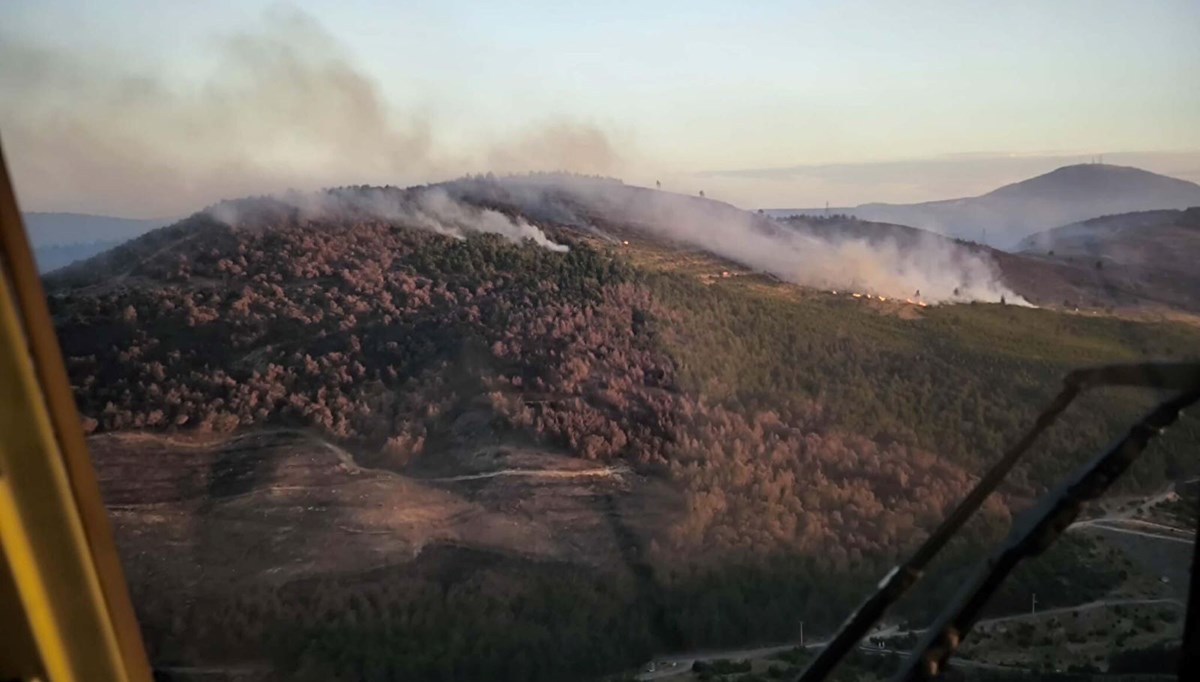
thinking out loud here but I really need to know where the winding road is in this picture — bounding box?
[428,466,627,482]
[1067,487,1194,545]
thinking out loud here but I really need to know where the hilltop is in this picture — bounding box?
[769,164,1200,247]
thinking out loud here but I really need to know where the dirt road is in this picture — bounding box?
[429,466,627,482]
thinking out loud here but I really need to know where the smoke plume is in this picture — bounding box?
[1,3,1021,301]
[0,6,621,218]
[457,175,1027,304]
[206,186,569,253]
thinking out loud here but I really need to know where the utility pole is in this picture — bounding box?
[800,621,804,647]
[1031,593,1037,615]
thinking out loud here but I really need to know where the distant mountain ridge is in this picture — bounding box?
[32,239,125,273]
[22,211,175,273]
[768,164,1200,248]
[22,211,172,247]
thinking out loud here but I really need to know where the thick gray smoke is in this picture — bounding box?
[0,6,621,218]
[208,175,1021,302]
[402,190,569,252]
[471,176,1028,304]
[207,187,569,252]
[779,231,1027,303]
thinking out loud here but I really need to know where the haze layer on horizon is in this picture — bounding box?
[1,0,1198,217]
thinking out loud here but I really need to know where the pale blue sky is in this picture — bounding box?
[2,0,1198,214]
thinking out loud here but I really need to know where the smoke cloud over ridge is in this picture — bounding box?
[203,173,1019,303]
[0,6,621,218]
[462,175,1026,304]
[2,3,1023,302]
[207,186,569,253]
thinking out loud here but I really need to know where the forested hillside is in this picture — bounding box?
[48,183,1200,681]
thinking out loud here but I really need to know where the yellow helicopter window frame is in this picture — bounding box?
[0,143,152,682]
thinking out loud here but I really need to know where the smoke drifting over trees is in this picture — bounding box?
[207,186,569,252]
[199,175,1022,303]
[450,174,1027,303]
[198,174,1024,302]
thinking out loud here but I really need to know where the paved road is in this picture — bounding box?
[1070,518,1194,545]
[967,596,1182,627]
[1067,484,1194,544]
[636,596,1183,680]
[1114,518,1194,535]
[1076,515,1192,535]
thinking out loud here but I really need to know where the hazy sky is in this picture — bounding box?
[2,0,1198,216]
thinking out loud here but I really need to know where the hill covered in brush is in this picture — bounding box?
[49,176,1200,680]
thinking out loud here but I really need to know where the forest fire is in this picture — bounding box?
[841,290,930,307]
